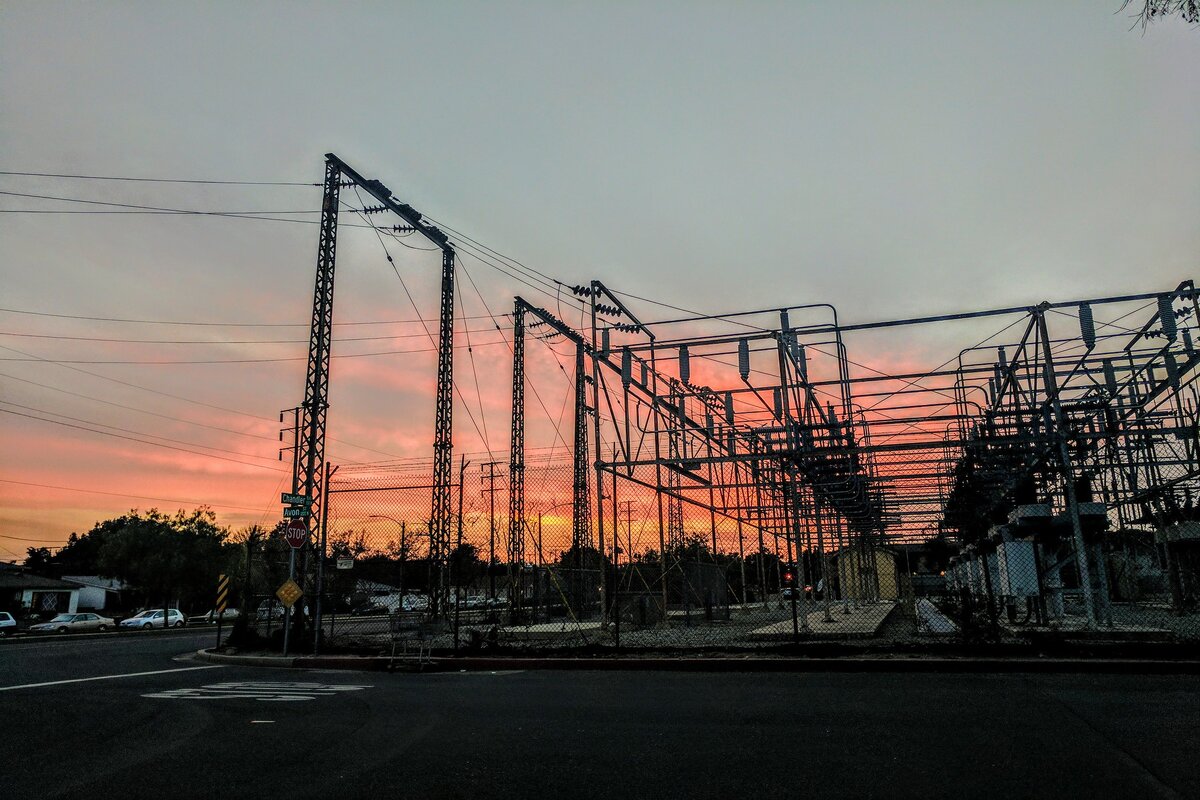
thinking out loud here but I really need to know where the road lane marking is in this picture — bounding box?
[143,681,371,702]
[0,664,224,692]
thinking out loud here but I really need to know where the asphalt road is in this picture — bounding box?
[1,636,1197,799]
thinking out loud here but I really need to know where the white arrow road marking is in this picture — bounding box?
[142,681,371,702]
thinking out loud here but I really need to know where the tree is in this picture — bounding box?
[1120,0,1199,29]
[95,508,232,620]
[23,547,52,573]
[449,542,483,590]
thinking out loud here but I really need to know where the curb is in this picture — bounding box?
[195,649,1200,674]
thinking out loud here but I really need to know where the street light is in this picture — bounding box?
[369,515,407,603]
[536,500,576,567]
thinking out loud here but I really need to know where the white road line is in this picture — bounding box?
[0,664,224,692]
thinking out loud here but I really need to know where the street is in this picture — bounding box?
[1,635,1197,799]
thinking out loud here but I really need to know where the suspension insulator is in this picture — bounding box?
[706,411,714,437]
[1079,303,1096,350]
[600,328,610,356]
[724,391,734,425]
[640,361,649,387]
[679,345,690,384]
[738,339,750,381]
[1164,352,1180,389]
[1102,359,1118,396]
[1183,328,1194,355]
[1159,295,1177,341]
[621,347,632,387]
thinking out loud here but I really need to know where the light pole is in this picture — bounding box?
[369,515,407,606]
[537,500,576,617]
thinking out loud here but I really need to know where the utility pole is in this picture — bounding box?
[509,303,526,615]
[482,460,503,600]
[279,406,302,658]
[618,501,636,564]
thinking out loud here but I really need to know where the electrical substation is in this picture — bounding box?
[275,154,1200,654]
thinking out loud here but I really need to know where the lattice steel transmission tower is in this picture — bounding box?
[508,302,526,607]
[572,342,592,552]
[298,159,342,533]
[297,153,458,615]
[666,381,685,550]
[429,247,456,613]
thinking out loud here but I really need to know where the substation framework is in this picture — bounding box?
[289,154,1199,642]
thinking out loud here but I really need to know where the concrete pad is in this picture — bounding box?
[916,599,959,635]
[498,621,603,641]
[1002,615,1172,641]
[750,602,897,640]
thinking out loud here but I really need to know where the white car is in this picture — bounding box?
[29,612,115,634]
[119,609,185,629]
[0,611,17,636]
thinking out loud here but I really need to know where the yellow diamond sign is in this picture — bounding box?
[276,579,303,608]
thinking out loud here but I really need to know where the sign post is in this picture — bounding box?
[214,573,230,649]
[281,519,308,657]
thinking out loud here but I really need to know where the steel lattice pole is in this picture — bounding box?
[508,303,526,611]
[299,158,341,529]
[429,248,456,617]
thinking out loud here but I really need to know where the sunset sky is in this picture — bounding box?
[1,2,1197,561]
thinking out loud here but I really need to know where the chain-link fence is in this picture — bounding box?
[224,443,1198,658]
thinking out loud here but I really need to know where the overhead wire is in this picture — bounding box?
[0,400,282,464]
[0,305,504,327]
[0,407,287,473]
[0,343,409,461]
[0,479,275,515]
[0,170,319,186]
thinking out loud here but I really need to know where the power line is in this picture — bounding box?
[0,338,510,364]
[0,407,287,473]
[0,343,410,462]
[0,479,272,514]
[0,190,390,228]
[0,532,72,544]
[0,400,282,464]
[0,325,507,344]
[0,170,318,186]
[0,371,277,442]
[0,306,505,328]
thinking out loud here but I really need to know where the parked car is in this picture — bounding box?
[119,609,185,629]
[30,612,115,634]
[201,608,241,624]
[0,611,18,636]
[256,602,285,621]
[350,601,388,616]
[401,594,430,612]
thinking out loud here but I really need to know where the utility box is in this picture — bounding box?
[996,541,1039,597]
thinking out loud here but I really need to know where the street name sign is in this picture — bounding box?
[281,493,312,506]
[282,506,311,519]
[336,558,354,570]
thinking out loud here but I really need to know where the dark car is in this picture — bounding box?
[350,602,388,616]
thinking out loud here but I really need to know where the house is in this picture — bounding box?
[61,576,127,611]
[0,570,81,615]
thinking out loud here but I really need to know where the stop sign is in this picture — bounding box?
[282,519,308,549]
